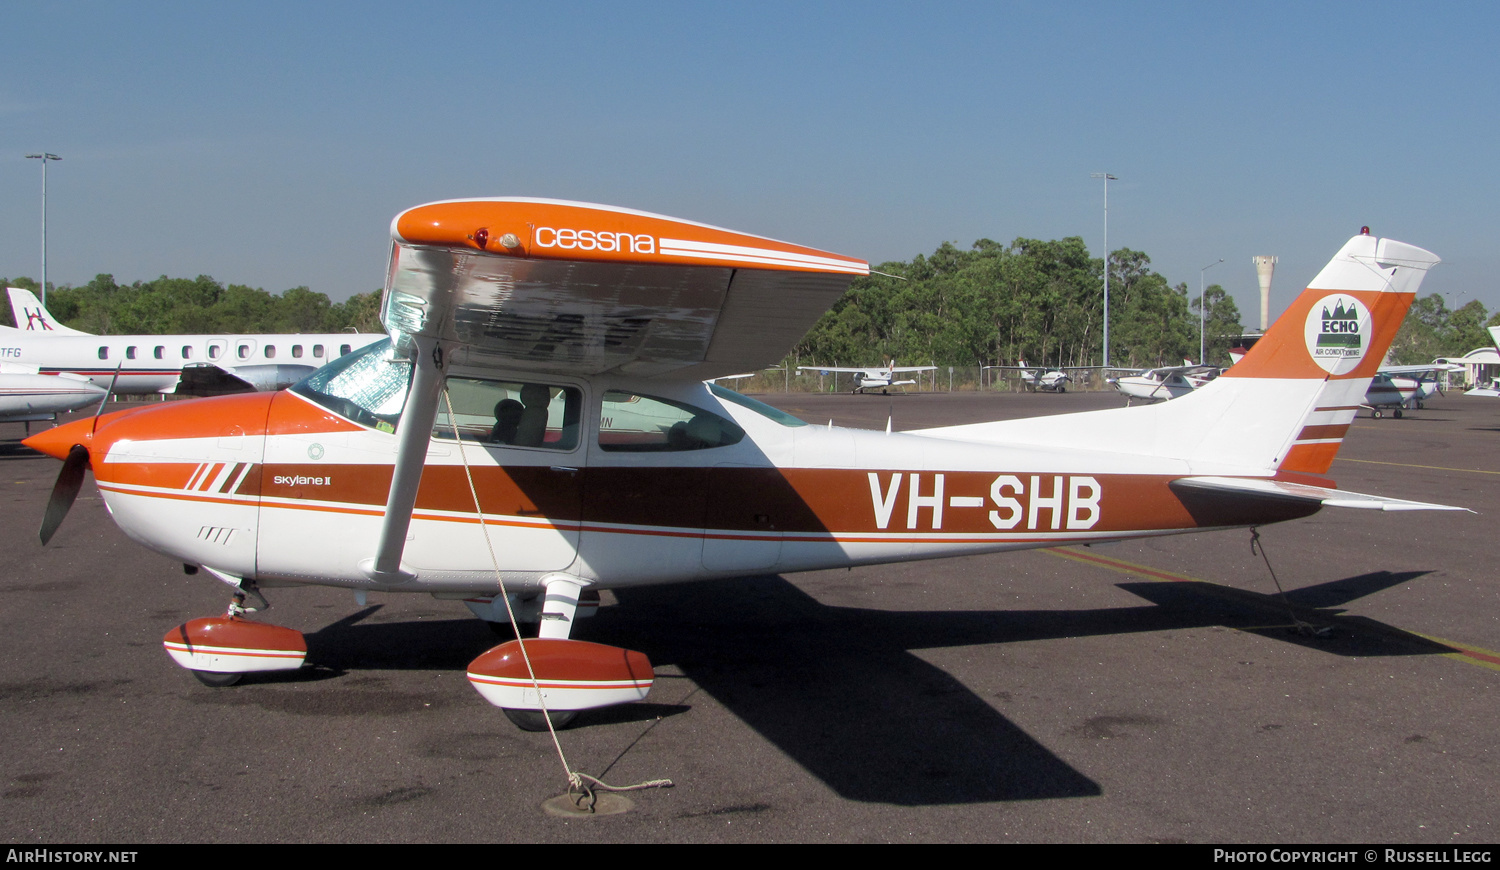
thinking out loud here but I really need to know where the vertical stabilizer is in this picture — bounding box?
[1225,233,1438,474]
[910,232,1440,478]
[6,288,91,336]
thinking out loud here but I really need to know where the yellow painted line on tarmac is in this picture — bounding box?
[1336,457,1500,475]
[1408,632,1500,673]
[1045,547,1500,673]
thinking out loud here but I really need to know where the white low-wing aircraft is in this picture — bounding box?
[25,201,1463,733]
[798,362,936,394]
[1107,364,1219,404]
[2,287,384,396]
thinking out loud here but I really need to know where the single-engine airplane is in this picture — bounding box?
[24,200,1463,733]
[1362,364,1461,418]
[985,361,1073,393]
[798,361,936,394]
[3,287,383,396]
[1107,363,1219,404]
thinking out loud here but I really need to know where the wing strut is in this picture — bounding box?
[361,333,447,584]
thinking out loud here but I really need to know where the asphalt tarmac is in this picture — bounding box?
[0,390,1495,843]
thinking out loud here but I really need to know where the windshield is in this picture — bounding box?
[708,383,807,427]
[290,338,412,432]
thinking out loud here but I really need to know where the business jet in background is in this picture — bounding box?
[3,287,383,396]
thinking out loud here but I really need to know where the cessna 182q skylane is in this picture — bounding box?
[25,199,1463,732]
[2,287,382,396]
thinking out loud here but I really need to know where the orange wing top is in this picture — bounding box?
[385,199,869,380]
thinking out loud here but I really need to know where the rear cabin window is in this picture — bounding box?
[340,344,352,356]
[432,378,581,451]
[98,347,109,360]
[154,346,165,360]
[237,344,251,360]
[313,345,325,359]
[265,345,276,359]
[125,346,137,360]
[292,345,303,358]
[598,391,744,452]
[182,346,193,359]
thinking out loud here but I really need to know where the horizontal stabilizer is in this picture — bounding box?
[1171,476,1470,512]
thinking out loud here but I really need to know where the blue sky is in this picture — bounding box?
[3,1,1497,331]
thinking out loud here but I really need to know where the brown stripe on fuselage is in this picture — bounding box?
[102,459,1322,537]
[1297,424,1350,441]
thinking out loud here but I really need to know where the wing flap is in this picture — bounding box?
[1172,476,1470,512]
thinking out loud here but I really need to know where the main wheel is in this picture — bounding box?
[192,670,242,688]
[1373,409,1383,418]
[1394,408,1404,419]
[503,708,580,732]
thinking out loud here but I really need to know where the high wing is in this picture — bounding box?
[386,198,868,381]
[1377,363,1463,375]
[800,366,890,374]
[366,198,869,583]
[1111,363,1219,378]
[797,365,937,373]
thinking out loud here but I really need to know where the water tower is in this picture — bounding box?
[1253,256,1278,331]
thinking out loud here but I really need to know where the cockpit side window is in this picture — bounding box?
[290,338,412,432]
[433,377,581,450]
[598,391,744,452]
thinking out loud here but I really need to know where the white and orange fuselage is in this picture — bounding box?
[29,379,1330,597]
[22,200,1455,718]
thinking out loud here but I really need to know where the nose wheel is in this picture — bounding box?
[503,708,580,732]
[163,585,307,685]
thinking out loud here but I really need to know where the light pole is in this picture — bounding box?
[25,152,61,306]
[1091,173,1117,366]
[1199,258,1223,364]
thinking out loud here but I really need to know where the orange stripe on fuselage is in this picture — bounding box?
[1279,441,1344,475]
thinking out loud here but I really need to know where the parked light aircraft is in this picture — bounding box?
[1363,364,1461,418]
[24,201,1462,734]
[798,362,936,394]
[1107,364,1219,404]
[986,361,1072,392]
[3,287,383,396]
[1122,348,1455,419]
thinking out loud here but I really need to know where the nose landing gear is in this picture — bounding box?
[163,582,307,687]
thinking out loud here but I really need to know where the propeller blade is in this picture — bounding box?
[92,362,124,434]
[40,445,89,545]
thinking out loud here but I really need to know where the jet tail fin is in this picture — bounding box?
[6,287,91,336]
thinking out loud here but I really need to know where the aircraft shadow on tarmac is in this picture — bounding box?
[280,566,1448,807]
